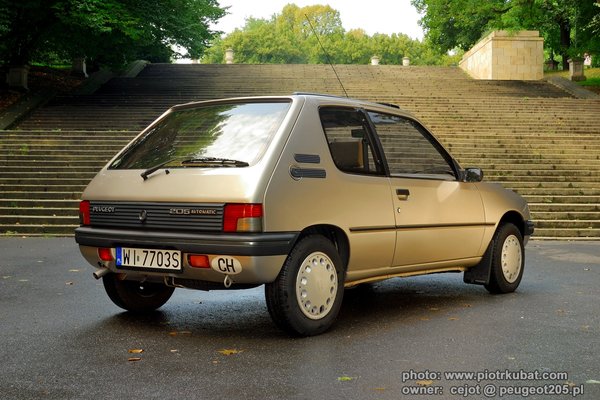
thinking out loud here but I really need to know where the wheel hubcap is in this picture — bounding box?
[501,235,522,283]
[296,251,338,320]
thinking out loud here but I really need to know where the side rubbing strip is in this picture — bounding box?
[294,154,321,164]
[290,167,326,179]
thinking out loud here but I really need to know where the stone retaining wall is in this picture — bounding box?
[459,31,544,80]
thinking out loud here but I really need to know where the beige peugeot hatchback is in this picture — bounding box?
[76,94,534,336]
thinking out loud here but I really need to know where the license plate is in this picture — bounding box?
[116,247,182,271]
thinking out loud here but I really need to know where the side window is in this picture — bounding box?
[320,108,380,174]
[368,112,456,179]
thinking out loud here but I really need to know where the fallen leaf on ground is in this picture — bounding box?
[169,330,192,336]
[128,349,143,354]
[448,317,459,321]
[69,269,80,272]
[338,376,356,382]
[218,349,243,356]
[586,380,600,384]
[127,357,142,362]
[65,281,74,285]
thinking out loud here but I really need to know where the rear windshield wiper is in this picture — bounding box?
[141,157,249,180]
[181,157,250,167]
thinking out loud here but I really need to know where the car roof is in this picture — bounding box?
[170,93,414,119]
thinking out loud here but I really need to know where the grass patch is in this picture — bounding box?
[579,77,600,87]
[545,67,600,86]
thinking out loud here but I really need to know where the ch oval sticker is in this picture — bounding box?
[210,256,242,275]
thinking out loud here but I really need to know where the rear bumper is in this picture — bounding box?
[74,227,299,284]
[75,226,299,256]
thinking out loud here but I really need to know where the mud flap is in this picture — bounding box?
[463,240,493,285]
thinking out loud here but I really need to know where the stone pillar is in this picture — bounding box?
[71,57,88,78]
[7,65,30,91]
[370,56,380,65]
[568,58,586,81]
[402,57,410,66]
[225,48,234,64]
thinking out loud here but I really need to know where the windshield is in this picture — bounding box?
[109,101,291,170]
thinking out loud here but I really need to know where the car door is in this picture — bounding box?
[318,107,397,274]
[366,111,487,268]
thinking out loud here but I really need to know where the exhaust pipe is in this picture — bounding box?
[92,267,111,280]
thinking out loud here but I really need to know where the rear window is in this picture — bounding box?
[109,101,291,170]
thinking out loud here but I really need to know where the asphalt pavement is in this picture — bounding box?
[0,238,599,400]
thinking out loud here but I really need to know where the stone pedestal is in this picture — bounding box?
[459,31,544,80]
[568,58,586,81]
[71,58,88,78]
[7,65,30,91]
[545,59,559,71]
[370,56,380,66]
[225,48,234,64]
[402,57,410,66]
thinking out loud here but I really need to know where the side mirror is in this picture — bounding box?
[463,168,484,183]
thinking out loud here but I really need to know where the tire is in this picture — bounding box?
[265,235,345,336]
[485,223,525,294]
[103,274,175,313]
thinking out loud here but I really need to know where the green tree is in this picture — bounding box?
[412,0,600,70]
[0,0,226,69]
[202,4,451,66]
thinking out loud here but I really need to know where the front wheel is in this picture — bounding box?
[265,235,345,336]
[485,223,525,294]
[103,274,175,313]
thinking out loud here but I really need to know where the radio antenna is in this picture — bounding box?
[305,14,349,98]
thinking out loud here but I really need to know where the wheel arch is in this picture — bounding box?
[498,211,526,238]
[296,224,350,271]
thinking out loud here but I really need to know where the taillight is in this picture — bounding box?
[98,248,114,261]
[188,254,210,268]
[79,200,90,225]
[223,204,263,232]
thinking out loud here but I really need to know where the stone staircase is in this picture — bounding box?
[1,63,599,239]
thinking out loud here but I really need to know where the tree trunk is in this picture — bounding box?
[559,19,571,71]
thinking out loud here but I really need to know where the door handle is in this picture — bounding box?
[396,188,410,200]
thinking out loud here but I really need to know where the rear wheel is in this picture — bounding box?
[265,235,345,336]
[485,223,524,294]
[103,274,175,312]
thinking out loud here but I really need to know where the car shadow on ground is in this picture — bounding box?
[80,272,508,342]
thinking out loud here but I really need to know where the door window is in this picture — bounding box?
[319,108,381,175]
[368,112,456,179]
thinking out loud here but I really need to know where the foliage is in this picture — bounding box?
[202,4,455,66]
[411,0,600,68]
[0,0,226,69]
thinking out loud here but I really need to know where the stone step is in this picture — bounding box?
[533,228,600,239]
[534,219,600,229]
[0,199,79,208]
[0,224,77,236]
[529,203,600,212]
[0,215,77,225]
[0,207,76,216]
[494,181,600,189]
[0,166,103,173]
[522,195,600,204]
[0,179,92,187]
[0,172,97,180]
[0,191,82,200]
[532,211,600,220]
[512,188,600,196]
